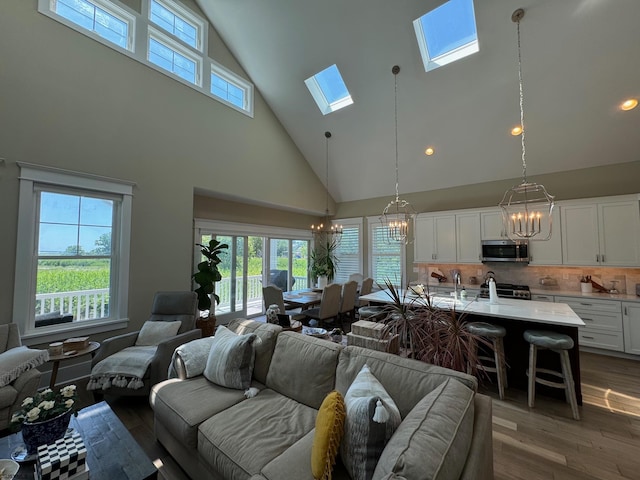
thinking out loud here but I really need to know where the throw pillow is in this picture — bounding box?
[135,320,182,346]
[341,364,402,480]
[203,325,257,389]
[311,391,346,480]
[171,336,216,379]
[0,346,49,388]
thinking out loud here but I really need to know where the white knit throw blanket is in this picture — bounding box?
[87,345,157,390]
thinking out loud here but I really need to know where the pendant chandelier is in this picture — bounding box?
[499,8,554,241]
[311,131,343,239]
[380,65,415,244]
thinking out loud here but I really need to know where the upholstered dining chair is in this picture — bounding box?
[347,273,364,287]
[88,291,200,397]
[356,277,374,308]
[262,285,306,320]
[302,283,342,328]
[338,280,359,325]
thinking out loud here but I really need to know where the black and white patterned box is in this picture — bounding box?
[36,433,87,480]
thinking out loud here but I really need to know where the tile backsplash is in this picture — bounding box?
[413,263,640,294]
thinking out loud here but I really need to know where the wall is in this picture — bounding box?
[0,0,327,338]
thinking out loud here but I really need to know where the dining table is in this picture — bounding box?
[282,289,323,310]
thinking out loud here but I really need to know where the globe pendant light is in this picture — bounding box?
[380,65,415,245]
[311,131,343,239]
[499,9,555,241]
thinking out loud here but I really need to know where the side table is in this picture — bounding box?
[48,341,100,389]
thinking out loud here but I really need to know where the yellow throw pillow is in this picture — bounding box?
[311,390,346,480]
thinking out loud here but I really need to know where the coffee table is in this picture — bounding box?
[0,402,157,480]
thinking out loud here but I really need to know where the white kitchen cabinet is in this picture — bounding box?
[622,302,640,355]
[456,213,481,263]
[531,294,555,302]
[414,215,456,263]
[529,208,562,265]
[561,199,640,266]
[480,210,507,240]
[556,296,624,351]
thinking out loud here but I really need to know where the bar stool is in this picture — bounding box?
[523,330,580,420]
[467,322,507,400]
[357,306,386,321]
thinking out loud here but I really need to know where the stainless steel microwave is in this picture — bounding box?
[481,239,529,263]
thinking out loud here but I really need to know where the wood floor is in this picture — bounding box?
[101,351,640,480]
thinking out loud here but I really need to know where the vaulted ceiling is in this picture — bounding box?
[196,0,640,205]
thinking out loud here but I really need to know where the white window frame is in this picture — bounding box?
[38,0,254,117]
[304,65,354,116]
[148,0,204,52]
[210,59,254,115]
[332,218,363,284]
[39,0,137,53]
[366,216,406,288]
[14,163,134,344]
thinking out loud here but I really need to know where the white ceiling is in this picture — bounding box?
[196,0,640,204]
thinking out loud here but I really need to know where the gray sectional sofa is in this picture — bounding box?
[150,319,494,480]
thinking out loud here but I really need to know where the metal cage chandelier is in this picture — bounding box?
[311,131,343,239]
[499,8,554,241]
[381,65,416,244]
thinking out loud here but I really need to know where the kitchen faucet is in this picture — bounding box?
[453,272,461,297]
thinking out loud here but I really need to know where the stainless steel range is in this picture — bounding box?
[479,282,531,300]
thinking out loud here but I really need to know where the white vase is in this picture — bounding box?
[317,275,328,289]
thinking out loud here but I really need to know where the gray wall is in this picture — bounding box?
[0,0,326,335]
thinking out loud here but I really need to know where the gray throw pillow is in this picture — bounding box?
[135,320,182,346]
[203,325,257,390]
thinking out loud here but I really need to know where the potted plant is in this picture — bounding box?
[309,238,339,286]
[193,238,228,335]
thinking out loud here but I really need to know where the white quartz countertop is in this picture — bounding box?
[360,289,585,327]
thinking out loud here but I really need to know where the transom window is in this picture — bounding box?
[305,64,353,115]
[150,0,200,50]
[148,29,199,85]
[413,0,479,72]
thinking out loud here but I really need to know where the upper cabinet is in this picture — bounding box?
[456,213,481,263]
[561,198,640,266]
[529,208,563,265]
[480,209,507,240]
[414,214,456,263]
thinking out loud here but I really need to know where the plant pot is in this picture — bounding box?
[196,315,217,337]
[317,275,328,289]
[21,409,72,454]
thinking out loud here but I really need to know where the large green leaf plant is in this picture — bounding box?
[193,239,228,313]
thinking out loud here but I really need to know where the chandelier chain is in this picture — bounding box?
[516,17,527,183]
[394,68,400,201]
[325,132,330,215]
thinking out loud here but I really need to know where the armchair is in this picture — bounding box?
[88,291,201,397]
[0,324,47,431]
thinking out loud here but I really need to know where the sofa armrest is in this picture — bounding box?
[460,393,494,480]
[10,368,41,416]
[92,332,138,366]
[150,329,202,386]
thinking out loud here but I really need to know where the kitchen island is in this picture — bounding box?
[359,290,586,403]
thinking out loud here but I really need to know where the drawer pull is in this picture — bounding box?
[579,303,592,306]
[581,336,595,340]
[582,318,594,321]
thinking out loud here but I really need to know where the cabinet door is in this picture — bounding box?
[414,216,435,262]
[529,208,562,265]
[598,202,640,266]
[433,215,456,263]
[623,303,640,355]
[561,204,599,265]
[456,213,481,263]
[480,210,505,240]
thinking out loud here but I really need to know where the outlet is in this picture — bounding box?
[563,273,569,280]
[477,269,483,276]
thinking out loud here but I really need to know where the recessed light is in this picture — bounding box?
[511,125,523,136]
[620,98,638,111]
[425,147,434,156]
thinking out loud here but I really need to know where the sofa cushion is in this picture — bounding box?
[336,346,477,418]
[150,377,256,449]
[135,320,182,346]
[198,388,318,479]
[0,346,49,388]
[311,391,346,480]
[372,378,475,480]
[204,326,257,389]
[266,332,342,410]
[341,364,401,480]
[227,319,283,385]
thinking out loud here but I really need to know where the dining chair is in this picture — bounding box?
[262,285,305,319]
[347,273,364,287]
[302,283,342,329]
[339,280,358,325]
[356,277,374,307]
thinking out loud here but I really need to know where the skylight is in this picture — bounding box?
[305,64,353,115]
[413,0,479,72]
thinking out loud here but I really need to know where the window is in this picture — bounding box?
[305,64,353,115]
[413,0,479,72]
[210,62,253,112]
[332,219,363,284]
[368,218,404,287]
[44,0,134,51]
[14,163,133,342]
[149,0,201,50]
[148,28,200,85]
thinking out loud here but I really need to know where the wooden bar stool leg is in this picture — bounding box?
[493,338,505,400]
[560,349,580,420]
[527,343,537,408]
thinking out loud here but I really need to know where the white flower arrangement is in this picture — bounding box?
[11,385,78,427]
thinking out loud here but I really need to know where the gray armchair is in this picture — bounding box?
[0,324,44,431]
[90,291,201,397]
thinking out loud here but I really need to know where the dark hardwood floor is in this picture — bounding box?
[79,351,640,480]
